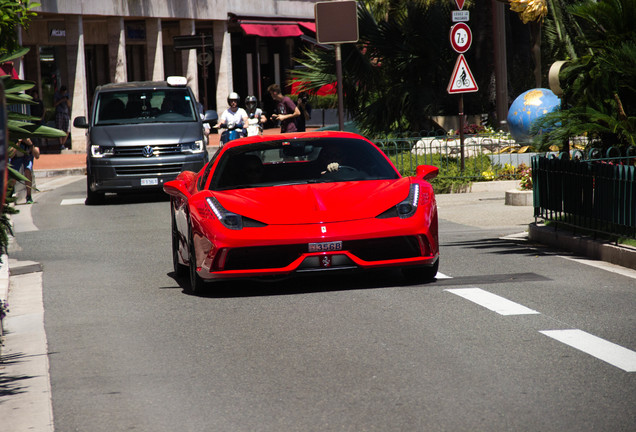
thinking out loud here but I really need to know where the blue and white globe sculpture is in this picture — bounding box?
[507,88,561,144]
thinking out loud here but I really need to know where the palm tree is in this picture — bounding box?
[533,0,636,150]
[294,1,456,136]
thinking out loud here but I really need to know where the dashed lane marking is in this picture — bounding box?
[445,287,540,315]
[540,329,636,372]
[60,198,86,206]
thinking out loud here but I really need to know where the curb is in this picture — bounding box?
[34,167,86,178]
[528,223,636,270]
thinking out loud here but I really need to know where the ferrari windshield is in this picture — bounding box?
[210,137,399,191]
[94,88,198,126]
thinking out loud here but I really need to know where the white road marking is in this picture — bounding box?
[60,198,86,206]
[445,287,540,315]
[435,272,452,279]
[561,256,636,280]
[540,329,636,372]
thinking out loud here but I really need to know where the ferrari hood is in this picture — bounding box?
[215,179,412,225]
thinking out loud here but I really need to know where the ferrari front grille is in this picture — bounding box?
[222,236,423,271]
[344,236,422,261]
[225,244,307,270]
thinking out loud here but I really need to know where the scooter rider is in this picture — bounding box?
[245,95,267,136]
[215,92,249,133]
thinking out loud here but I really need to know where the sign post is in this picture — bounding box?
[315,0,359,131]
[173,34,213,110]
[447,2,477,171]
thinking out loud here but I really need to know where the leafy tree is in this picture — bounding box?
[1,0,64,254]
[533,0,636,151]
[294,1,457,136]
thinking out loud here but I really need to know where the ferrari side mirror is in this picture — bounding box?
[163,179,189,197]
[415,165,439,181]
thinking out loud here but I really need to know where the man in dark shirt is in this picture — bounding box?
[267,84,300,133]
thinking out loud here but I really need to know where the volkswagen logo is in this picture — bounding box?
[142,145,154,157]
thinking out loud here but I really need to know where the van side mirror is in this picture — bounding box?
[203,110,218,124]
[73,116,89,128]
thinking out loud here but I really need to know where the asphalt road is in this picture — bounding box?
[3,176,635,431]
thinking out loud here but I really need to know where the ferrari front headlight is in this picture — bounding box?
[376,183,420,219]
[206,197,243,230]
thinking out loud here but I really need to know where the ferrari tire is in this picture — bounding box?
[171,203,187,278]
[187,225,206,295]
[402,259,439,283]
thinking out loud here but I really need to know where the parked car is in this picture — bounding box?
[163,130,440,294]
[73,76,217,204]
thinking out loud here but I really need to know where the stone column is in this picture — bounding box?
[65,16,88,153]
[108,17,127,83]
[179,20,199,100]
[213,20,232,113]
[146,18,164,81]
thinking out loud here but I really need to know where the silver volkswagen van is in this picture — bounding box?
[73,76,217,204]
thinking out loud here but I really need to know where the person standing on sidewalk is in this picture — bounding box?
[54,85,71,150]
[268,84,300,133]
[295,92,311,132]
[8,138,40,204]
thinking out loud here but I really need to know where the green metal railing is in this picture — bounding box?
[372,133,527,179]
[532,153,636,240]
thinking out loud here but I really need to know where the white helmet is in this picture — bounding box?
[227,92,240,104]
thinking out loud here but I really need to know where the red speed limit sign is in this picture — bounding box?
[450,22,472,53]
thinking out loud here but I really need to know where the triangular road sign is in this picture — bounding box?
[455,0,465,9]
[447,54,478,94]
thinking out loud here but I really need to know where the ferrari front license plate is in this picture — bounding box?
[141,178,158,186]
[308,241,342,252]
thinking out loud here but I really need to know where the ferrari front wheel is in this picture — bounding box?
[402,259,439,283]
[187,226,206,295]
[171,203,187,278]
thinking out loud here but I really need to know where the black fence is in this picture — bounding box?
[532,154,636,240]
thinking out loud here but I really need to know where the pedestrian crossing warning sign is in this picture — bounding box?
[447,54,478,94]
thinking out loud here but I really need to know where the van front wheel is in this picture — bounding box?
[85,178,104,205]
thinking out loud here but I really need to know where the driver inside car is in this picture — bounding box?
[318,145,348,175]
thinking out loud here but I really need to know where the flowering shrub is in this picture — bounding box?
[518,163,532,190]
[482,170,495,180]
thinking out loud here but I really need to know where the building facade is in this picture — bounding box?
[17,0,320,151]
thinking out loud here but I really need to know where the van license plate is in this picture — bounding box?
[141,178,158,186]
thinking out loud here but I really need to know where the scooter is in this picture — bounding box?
[246,117,262,137]
[218,121,245,147]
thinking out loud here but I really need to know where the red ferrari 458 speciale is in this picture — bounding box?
[164,131,439,293]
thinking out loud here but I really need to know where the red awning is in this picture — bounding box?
[298,21,316,33]
[240,23,303,38]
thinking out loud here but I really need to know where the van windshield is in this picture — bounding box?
[95,88,198,125]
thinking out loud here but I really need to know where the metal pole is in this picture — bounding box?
[459,94,465,171]
[492,0,509,131]
[201,34,208,110]
[335,44,345,131]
